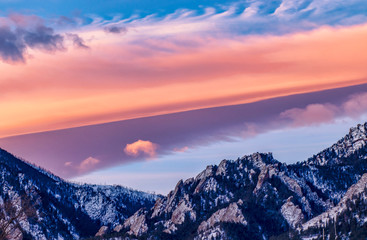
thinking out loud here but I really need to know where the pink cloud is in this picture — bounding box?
[64,161,72,167]
[79,157,100,172]
[124,140,158,158]
[173,146,189,153]
[280,104,338,127]
[280,92,367,128]
[343,92,367,118]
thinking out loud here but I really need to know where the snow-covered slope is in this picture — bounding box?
[302,173,367,230]
[0,148,157,239]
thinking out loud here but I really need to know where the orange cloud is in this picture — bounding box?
[124,140,158,158]
[1,23,367,137]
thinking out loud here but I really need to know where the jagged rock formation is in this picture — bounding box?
[100,122,367,240]
[0,148,157,239]
[123,209,149,236]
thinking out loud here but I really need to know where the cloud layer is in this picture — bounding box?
[1,0,367,136]
[1,84,367,178]
[1,22,367,138]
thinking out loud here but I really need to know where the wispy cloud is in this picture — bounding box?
[66,33,89,49]
[94,0,367,39]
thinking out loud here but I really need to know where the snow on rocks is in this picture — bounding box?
[302,173,367,230]
[171,196,196,225]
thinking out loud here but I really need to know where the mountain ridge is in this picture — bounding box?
[97,122,367,239]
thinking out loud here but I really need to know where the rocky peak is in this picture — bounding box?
[196,165,217,181]
[240,152,277,169]
[216,160,230,176]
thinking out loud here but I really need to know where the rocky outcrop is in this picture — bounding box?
[123,209,148,236]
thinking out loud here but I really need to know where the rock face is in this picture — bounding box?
[0,148,157,240]
[108,122,367,240]
[123,209,149,236]
[281,197,304,228]
[196,202,247,239]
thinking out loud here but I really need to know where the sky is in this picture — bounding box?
[1,0,367,194]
